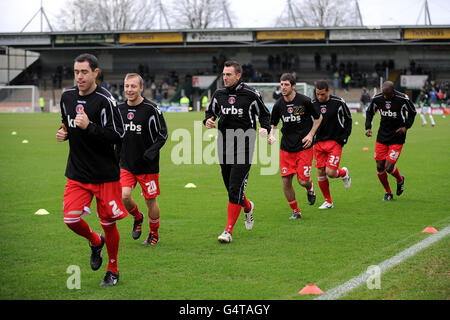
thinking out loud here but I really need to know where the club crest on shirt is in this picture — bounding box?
[76,104,84,114]
[287,107,293,113]
[320,106,327,114]
[228,96,236,104]
[385,102,391,109]
[127,112,134,120]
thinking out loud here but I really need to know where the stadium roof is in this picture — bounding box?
[1,25,449,51]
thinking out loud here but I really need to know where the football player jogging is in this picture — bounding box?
[204,60,271,243]
[268,73,323,219]
[56,53,127,286]
[365,81,417,201]
[417,89,435,127]
[119,73,168,246]
[312,80,352,209]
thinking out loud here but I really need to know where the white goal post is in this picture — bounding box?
[0,85,41,113]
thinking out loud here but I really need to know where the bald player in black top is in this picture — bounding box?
[365,81,416,201]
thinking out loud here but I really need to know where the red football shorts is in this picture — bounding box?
[314,140,343,169]
[374,142,403,164]
[63,179,128,225]
[120,169,160,199]
[280,148,313,180]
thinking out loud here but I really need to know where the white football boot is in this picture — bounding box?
[318,201,334,209]
[341,167,351,189]
[218,230,232,243]
[244,201,254,231]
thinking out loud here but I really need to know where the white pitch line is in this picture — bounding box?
[315,225,450,300]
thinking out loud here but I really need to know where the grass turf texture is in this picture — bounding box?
[0,112,448,300]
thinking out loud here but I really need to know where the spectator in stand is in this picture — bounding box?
[162,82,169,100]
[52,73,57,89]
[344,74,351,91]
[143,65,150,88]
[360,88,371,118]
[212,56,218,73]
[57,65,63,88]
[346,62,352,75]
[409,60,416,73]
[33,73,39,87]
[111,84,120,101]
[437,89,444,101]
[429,87,438,103]
[252,71,262,82]
[155,86,162,103]
[314,52,321,71]
[362,72,368,88]
[268,55,274,71]
[218,54,226,70]
[275,54,281,71]
[273,86,282,101]
[371,71,378,87]
[333,71,340,90]
[331,53,337,68]
[430,80,436,89]
[151,82,156,99]
[388,59,394,70]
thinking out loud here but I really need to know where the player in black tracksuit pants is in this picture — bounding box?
[204,61,271,243]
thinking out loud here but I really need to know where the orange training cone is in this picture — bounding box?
[298,285,323,295]
[422,227,438,234]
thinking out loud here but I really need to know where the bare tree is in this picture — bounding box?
[56,0,97,31]
[276,0,361,27]
[55,0,162,31]
[168,0,236,29]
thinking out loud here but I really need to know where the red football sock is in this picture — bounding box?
[304,180,314,193]
[101,222,120,274]
[129,204,142,221]
[334,168,347,178]
[318,176,332,203]
[389,167,403,183]
[226,202,242,235]
[65,218,101,247]
[242,194,252,213]
[377,170,392,193]
[149,216,160,236]
[287,198,299,212]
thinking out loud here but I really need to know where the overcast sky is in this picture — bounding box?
[0,0,449,32]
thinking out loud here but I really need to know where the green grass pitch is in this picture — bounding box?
[0,111,448,300]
